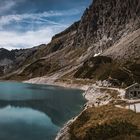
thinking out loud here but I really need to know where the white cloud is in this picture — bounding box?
[0,1,15,13]
[0,9,81,28]
[0,25,67,50]
[0,0,23,14]
[0,4,82,50]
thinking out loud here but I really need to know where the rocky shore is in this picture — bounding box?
[24,77,129,140]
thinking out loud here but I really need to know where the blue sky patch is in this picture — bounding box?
[0,0,92,50]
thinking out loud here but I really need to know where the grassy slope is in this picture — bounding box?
[69,105,140,140]
[74,56,140,87]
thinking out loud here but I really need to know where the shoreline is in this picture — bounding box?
[1,79,90,140]
[23,77,120,140]
[5,78,139,139]
[23,78,90,91]
[23,78,93,140]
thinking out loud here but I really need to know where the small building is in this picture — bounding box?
[125,83,140,99]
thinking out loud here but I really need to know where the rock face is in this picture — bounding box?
[74,0,140,52]
[0,48,15,75]
[0,48,37,75]
[48,0,140,56]
[0,0,140,85]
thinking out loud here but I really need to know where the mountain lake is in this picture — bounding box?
[0,82,86,140]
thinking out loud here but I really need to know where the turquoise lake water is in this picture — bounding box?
[0,82,86,140]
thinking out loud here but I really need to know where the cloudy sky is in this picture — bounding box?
[0,0,92,50]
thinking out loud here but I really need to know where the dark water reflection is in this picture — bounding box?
[0,82,86,140]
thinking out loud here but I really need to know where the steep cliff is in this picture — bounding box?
[74,0,140,51]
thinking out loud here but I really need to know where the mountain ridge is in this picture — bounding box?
[0,0,140,86]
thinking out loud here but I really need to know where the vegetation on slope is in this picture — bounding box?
[74,56,113,79]
[74,56,140,86]
[69,105,140,140]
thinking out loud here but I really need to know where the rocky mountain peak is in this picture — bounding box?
[73,0,140,54]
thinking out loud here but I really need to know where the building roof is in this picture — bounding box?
[125,83,140,90]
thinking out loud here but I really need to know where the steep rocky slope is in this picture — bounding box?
[74,28,140,85]
[0,48,37,76]
[74,0,140,51]
[1,0,140,86]
[0,48,15,75]
[102,28,140,62]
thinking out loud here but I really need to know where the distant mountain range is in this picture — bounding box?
[0,0,140,86]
